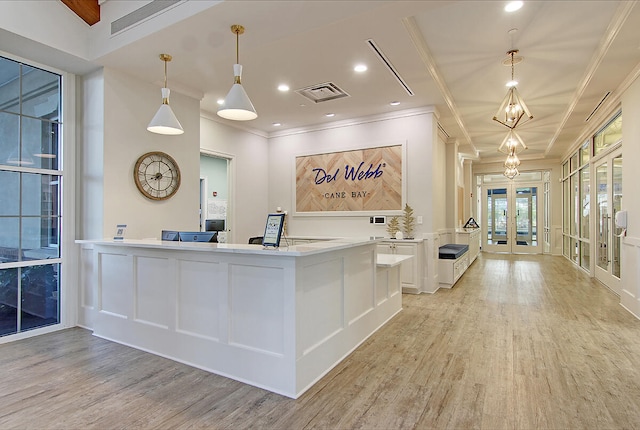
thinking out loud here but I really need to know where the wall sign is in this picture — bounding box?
[295,144,404,214]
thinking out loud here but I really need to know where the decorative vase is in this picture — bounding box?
[395,231,404,240]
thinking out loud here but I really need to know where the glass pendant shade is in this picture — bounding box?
[498,129,527,154]
[217,64,257,121]
[493,86,532,129]
[504,166,520,179]
[148,87,184,135]
[504,151,520,168]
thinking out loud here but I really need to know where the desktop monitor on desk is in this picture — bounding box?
[205,219,225,232]
[161,230,180,241]
[178,232,217,243]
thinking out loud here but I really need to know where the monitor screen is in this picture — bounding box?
[205,219,225,232]
[179,231,217,243]
[161,230,179,241]
[262,213,285,247]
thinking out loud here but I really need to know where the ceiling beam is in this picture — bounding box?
[60,0,100,26]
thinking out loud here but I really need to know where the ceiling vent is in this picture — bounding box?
[367,39,414,96]
[111,0,183,35]
[585,91,611,122]
[295,82,350,103]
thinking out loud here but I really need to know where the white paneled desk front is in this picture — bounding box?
[79,238,403,398]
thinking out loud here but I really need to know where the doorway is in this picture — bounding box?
[200,151,233,242]
[594,149,622,294]
[482,181,542,254]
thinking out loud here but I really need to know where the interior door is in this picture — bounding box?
[483,186,510,253]
[594,151,622,294]
[482,182,541,254]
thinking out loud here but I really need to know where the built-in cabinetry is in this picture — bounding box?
[377,239,423,294]
[438,250,469,288]
[438,229,481,288]
[455,228,481,263]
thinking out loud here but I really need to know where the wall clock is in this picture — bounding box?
[133,151,181,200]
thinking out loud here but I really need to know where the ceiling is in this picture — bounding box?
[85,1,640,163]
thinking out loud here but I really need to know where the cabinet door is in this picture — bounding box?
[393,243,417,286]
[377,243,394,254]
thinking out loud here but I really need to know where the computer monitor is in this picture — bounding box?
[262,213,285,248]
[161,230,180,241]
[178,231,217,243]
[205,219,225,232]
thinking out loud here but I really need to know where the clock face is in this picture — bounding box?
[133,151,181,200]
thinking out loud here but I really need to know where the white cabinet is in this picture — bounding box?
[455,229,481,264]
[377,240,422,294]
[438,252,469,288]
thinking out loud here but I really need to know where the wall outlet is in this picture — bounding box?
[417,215,423,225]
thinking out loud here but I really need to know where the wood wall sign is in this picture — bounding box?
[295,144,404,214]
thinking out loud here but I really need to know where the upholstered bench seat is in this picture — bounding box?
[438,244,469,260]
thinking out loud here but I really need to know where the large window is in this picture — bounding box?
[562,111,622,275]
[0,56,62,336]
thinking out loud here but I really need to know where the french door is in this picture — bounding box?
[594,150,622,294]
[483,182,542,254]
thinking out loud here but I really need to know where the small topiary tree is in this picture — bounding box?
[386,216,400,238]
[402,204,415,239]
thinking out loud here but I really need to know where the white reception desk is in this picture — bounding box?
[80,238,406,398]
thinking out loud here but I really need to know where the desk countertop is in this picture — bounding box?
[76,237,381,257]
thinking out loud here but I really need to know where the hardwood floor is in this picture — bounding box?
[2,253,640,429]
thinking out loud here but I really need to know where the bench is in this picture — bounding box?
[438,244,469,288]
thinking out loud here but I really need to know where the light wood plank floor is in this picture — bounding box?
[2,253,640,429]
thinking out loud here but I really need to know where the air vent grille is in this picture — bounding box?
[367,39,414,96]
[585,91,611,122]
[295,82,350,103]
[111,0,182,35]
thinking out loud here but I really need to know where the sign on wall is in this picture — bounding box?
[295,144,404,213]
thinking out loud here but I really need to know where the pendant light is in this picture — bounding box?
[499,130,526,179]
[498,129,527,155]
[147,54,184,135]
[217,25,258,121]
[493,49,533,129]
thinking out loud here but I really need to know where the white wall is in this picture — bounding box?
[267,109,441,238]
[0,1,90,61]
[77,69,104,239]
[79,67,201,240]
[620,75,640,318]
[200,116,269,244]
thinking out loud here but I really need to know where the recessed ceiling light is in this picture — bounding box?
[278,84,289,92]
[505,1,523,12]
[354,64,368,73]
[325,113,335,117]
[273,122,282,127]
[217,98,225,105]
[390,101,400,106]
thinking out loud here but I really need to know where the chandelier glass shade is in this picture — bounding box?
[147,54,184,135]
[504,166,520,179]
[498,129,527,154]
[499,130,526,179]
[217,25,258,121]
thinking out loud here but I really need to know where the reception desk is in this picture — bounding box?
[79,238,403,398]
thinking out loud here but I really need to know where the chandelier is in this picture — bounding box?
[493,49,533,129]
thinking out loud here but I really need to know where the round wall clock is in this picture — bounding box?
[133,151,181,200]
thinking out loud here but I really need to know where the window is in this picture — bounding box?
[0,56,62,337]
[594,113,621,156]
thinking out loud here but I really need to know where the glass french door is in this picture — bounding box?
[594,150,622,294]
[483,183,541,254]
